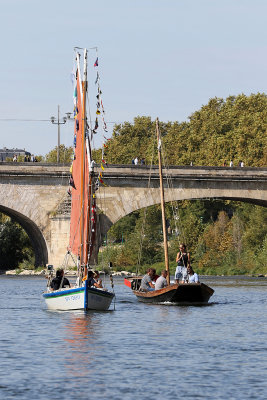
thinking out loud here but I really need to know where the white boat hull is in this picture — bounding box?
[43,285,114,311]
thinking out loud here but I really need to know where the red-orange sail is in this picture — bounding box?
[69,65,90,264]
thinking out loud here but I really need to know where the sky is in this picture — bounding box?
[0,0,266,156]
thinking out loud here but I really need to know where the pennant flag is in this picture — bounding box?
[95,72,99,84]
[94,118,99,130]
[99,178,108,187]
[101,163,105,171]
[74,106,78,118]
[69,175,76,189]
[101,159,106,164]
[96,109,100,115]
[94,57,98,67]
[73,86,77,105]
[70,68,76,85]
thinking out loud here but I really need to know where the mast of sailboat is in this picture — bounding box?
[80,49,88,273]
[156,118,170,285]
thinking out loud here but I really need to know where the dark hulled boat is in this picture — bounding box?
[124,119,214,305]
[125,277,214,304]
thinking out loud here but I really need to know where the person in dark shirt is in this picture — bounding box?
[86,270,103,288]
[50,269,70,291]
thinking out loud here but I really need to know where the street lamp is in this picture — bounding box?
[50,105,67,163]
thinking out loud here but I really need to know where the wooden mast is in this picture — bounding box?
[156,118,170,285]
[80,49,87,274]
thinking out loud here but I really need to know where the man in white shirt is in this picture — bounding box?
[155,270,168,291]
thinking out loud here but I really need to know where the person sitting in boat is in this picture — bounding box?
[94,270,103,288]
[86,270,103,289]
[175,244,190,283]
[151,268,159,284]
[155,270,168,291]
[50,269,71,291]
[140,268,155,291]
[185,265,199,283]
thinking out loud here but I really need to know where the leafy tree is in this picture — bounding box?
[0,218,34,270]
[45,145,73,163]
[107,211,139,243]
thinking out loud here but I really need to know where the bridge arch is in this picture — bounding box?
[96,165,267,226]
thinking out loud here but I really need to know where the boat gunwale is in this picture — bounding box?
[43,286,114,299]
[43,286,85,298]
[133,282,214,298]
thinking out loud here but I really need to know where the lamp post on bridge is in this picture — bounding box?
[50,105,67,164]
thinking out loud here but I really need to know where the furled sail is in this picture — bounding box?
[69,57,90,265]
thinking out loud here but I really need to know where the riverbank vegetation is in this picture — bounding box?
[1,93,266,274]
[99,201,267,276]
[97,93,267,276]
[0,214,34,270]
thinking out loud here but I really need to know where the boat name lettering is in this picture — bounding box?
[65,294,81,302]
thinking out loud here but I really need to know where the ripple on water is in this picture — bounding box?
[0,275,266,400]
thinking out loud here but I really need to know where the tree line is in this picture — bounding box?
[1,93,267,273]
[97,93,267,275]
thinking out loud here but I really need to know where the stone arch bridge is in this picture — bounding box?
[1,162,267,267]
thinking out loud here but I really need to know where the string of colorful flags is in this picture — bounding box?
[93,53,110,188]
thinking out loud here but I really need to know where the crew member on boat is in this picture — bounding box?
[50,269,71,291]
[154,270,168,290]
[185,265,199,283]
[140,268,155,291]
[175,244,190,283]
[86,270,103,288]
[151,268,159,284]
[94,270,103,288]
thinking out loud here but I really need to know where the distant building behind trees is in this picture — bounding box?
[0,147,31,162]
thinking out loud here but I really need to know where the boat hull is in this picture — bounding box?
[131,282,214,304]
[43,285,114,311]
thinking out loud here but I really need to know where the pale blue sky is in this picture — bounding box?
[0,0,266,156]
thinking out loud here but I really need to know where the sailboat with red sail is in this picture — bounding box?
[43,48,114,311]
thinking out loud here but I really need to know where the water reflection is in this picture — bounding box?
[62,312,101,378]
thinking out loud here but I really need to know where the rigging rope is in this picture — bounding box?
[161,137,185,243]
[135,124,157,275]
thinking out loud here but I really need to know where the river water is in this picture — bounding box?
[0,275,266,400]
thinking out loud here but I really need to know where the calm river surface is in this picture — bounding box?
[0,275,266,400]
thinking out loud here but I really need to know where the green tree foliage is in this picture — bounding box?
[103,116,172,165]
[45,145,73,163]
[99,93,267,275]
[107,211,140,243]
[102,93,266,168]
[0,217,34,270]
